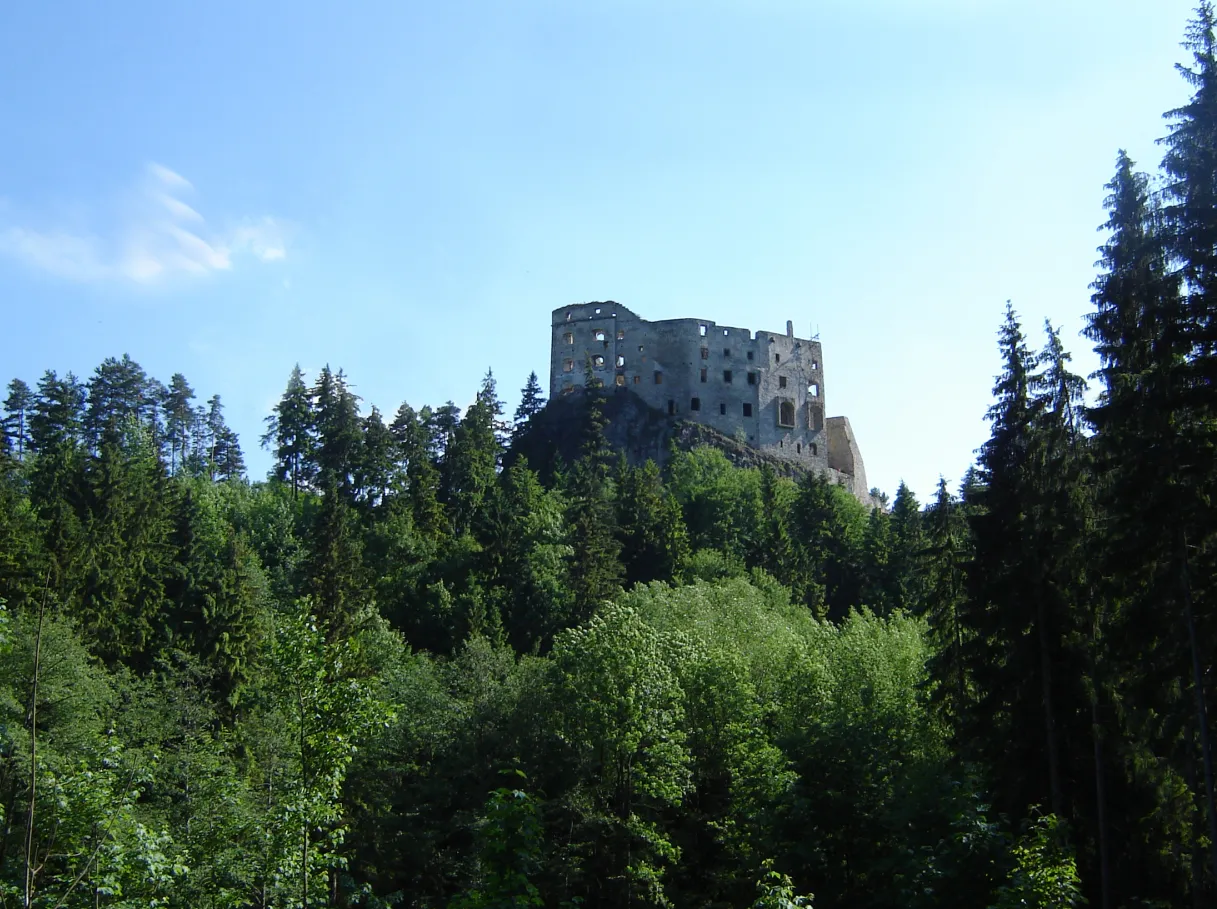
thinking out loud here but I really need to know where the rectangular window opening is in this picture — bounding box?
[723,347,731,357]
[701,347,709,359]
[617,330,625,340]
[699,324,707,337]
[668,400,676,415]
[775,353,781,364]
[633,375,641,385]
[719,402,727,415]
[654,371,664,385]
[809,382,819,397]
[778,400,795,428]
[691,397,701,411]
[747,351,754,361]
[615,374,626,386]
[743,403,753,417]
[700,367,707,383]
[562,359,574,373]
[747,372,756,385]
[563,332,574,344]
[593,329,606,342]
[723,370,733,383]
[778,375,787,389]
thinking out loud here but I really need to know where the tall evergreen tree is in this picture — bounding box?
[1088,144,1216,900]
[83,354,154,453]
[563,363,622,627]
[921,476,973,726]
[616,459,689,587]
[3,378,34,461]
[392,402,445,538]
[887,481,927,614]
[513,371,547,441]
[262,364,316,498]
[205,395,245,482]
[163,373,196,475]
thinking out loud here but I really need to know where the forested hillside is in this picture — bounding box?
[6,5,1217,908]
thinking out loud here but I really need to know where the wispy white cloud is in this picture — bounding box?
[0,163,291,285]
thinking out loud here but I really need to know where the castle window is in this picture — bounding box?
[743,403,753,417]
[811,443,818,456]
[778,376,787,389]
[655,371,663,385]
[633,375,641,385]
[700,367,707,382]
[593,329,606,342]
[616,374,626,386]
[747,351,754,361]
[812,360,819,370]
[690,397,701,411]
[719,402,727,415]
[797,443,802,454]
[747,372,756,385]
[561,385,574,395]
[699,324,707,337]
[592,355,605,368]
[723,329,729,336]
[775,354,781,364]
[595,307,601,314]
[809,382,819,397]
[701,347,709,359]
[563,359,574,373]
[668,400,676,415]
[616,355,625,367]
[566,311,572,321]
[617,330,625,340]
[563,332,573,344]
[723,347,731,357]
[808,403,824,431]
[723,370,733,383]
[778,400,795,427]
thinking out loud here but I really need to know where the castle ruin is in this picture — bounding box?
[549,302,871,502]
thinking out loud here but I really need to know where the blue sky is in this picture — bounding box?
[0,0,1200,502]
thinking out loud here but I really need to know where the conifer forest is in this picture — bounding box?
[9,6,1217,909]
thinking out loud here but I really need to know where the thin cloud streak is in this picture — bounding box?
[0,163,290,285]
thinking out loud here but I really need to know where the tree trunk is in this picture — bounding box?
[23,594,45,909]
[1035,586,1064,818]
[1180,529,1217,891]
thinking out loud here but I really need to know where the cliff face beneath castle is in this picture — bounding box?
[509,387,880,508]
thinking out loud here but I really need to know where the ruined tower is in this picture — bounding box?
[549,301,871,501]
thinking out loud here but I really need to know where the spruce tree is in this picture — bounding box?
[205,395,245,482]
[513,371,547,441]
[888,481,927,614]
[615,459,689,587]
[163,373,196,475]
[921,476,973,725]
[563,363,622,627]
[1088,144,1216,899]
[83,354,153,453]
[3,378,34,461]
[262,364,316,497]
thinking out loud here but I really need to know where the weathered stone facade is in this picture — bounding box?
[549,301,873,502]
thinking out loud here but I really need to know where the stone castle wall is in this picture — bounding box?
[550,301,863,483]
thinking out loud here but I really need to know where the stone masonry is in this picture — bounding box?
[549,301,872,501]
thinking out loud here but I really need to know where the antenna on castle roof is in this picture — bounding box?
[812,323,820,341]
